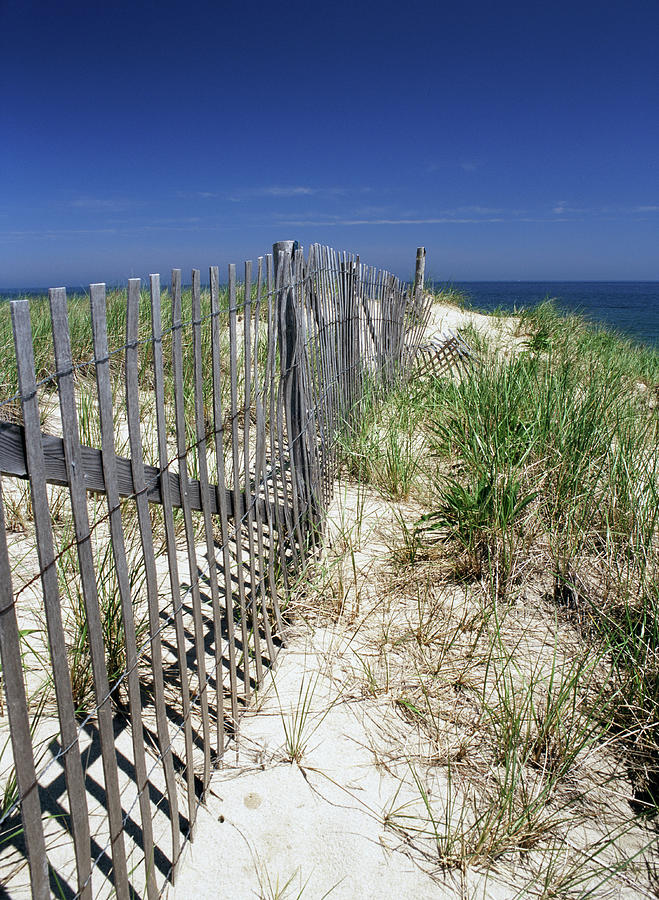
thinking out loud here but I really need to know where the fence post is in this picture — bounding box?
[272,241,320,553]
[413,246,426,299]
[273,241,297,393]
[273,240,295,285]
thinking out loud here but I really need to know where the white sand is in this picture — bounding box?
[425,300,526,356]
[168,626,513,900]
[168,475,517,900]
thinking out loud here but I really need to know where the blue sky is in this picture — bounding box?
[1,0,658,286]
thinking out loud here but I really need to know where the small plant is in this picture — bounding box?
[273,673,335,764]
[377,427,418,500]
[390,512,425,567]
[253,856,343,900]
[56,517,147,714]
[417,473,536,590]
[2,483,34,533]
[0,627,43,717]
[0,691,48,833]
[256,866,310,900]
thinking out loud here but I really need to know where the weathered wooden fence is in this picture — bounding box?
[0,243,432,898]
[415,330,477,378]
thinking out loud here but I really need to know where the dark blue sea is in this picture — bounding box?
[444,282,659,348]
[2,281,658,349]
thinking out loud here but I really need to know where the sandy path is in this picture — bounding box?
[168,481,513,900]
[168,629,454,899]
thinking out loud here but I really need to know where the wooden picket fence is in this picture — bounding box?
[0,243,433,898]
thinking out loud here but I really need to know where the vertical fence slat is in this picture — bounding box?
[190,269,225,758]
[308,245,332,511]
[374,265,385,378]
[292,248,315,539]
[265,254,291,602]
[209,265,240,733]
[319,245,339,488]
[302,249,319,536]
[88,282,158,898]
[125,279,181,870]
[171,268,212,793]
[355,257,366,402]
[11,299,93,900]
[298,248,323,537]
[228,264,252,702]
[274,253,301,572]
[242,260,265,686]
[251,258,279,655]
[149,273,197,840]
[0,479,50,900]
[336,248,349,421]
[303,247,324,508]
[278,251,306,556]
[312,244,329,495]
[49,288,131,900]
[280,249,303,548]
[337,251,348,421]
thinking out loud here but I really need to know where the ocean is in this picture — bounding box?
[444,282,659,348]
[2,281,658,348]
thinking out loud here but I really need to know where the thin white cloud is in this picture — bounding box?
[259,186,317,197]
[427,160,482,173]
[454,205,506,215]
[243,185,352,198]
[0,221,215,241]
[176,191,220,200]
[70,195,137,212]
[277,216,508,226]
[552,202,591,215]
[280,205,512,224]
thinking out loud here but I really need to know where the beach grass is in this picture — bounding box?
[328,295,659,884]
[0,284,243,427]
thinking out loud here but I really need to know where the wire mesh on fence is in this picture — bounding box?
[0,243,432,899]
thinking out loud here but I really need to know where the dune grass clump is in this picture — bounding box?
[429,284,472,310]
[419,305,659,803]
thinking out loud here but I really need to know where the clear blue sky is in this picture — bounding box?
[2,0,657,286]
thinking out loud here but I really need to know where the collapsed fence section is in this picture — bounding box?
[0,243,432,899]
[415,331,477,379]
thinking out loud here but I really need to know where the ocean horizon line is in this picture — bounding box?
[1,279,658,297]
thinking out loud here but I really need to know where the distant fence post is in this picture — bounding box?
[413,246,426,299]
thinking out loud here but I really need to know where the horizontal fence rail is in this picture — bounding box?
[0,243,433,898]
